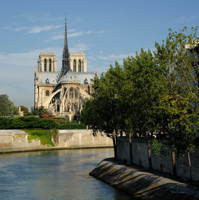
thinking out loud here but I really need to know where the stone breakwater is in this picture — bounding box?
[89,159,199,200]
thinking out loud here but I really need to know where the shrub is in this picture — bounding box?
[0,116,59,129]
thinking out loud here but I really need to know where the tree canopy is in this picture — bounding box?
[0,95,18,116]
[81,26,199,157]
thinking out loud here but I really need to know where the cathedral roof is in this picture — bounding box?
[59,71,95,84]
[38,70,95,85]
[38,72,58,84]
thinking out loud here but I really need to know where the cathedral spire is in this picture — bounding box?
[61,16,70,75]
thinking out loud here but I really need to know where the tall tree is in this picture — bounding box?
[0,95,18,116]
[155,27,199,156]
[81,64,125,159]
[121,49,166,137]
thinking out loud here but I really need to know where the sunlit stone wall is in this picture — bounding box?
[0,130,113,152]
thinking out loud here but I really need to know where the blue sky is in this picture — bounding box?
[0,0,198,110]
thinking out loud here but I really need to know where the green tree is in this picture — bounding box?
[154,27,199,178]
[81,64,125,159]
[0,94,18,116]
[32,106,48,116]
[155,27,199,156]
[121,49,166,137]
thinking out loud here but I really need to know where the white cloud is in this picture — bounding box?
[191,16,197,19]
[29,25,62,34]
[98,52,135,63]
[14,14,64,23]
[0,47,63,68]
[174,16,198,24]
[69,30,104,38]
[14,27,29,31]
[46,30,105,42]
[14,25,62,34]
[70,43,90,52]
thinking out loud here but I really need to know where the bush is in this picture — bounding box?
[59,122,87,129]
[0,117,11,129]
[0,116,59,129]
[0,116,86,130]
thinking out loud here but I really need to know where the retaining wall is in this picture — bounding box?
[0,129,113,152]
[117,137,199,181]
[90,159,199,200]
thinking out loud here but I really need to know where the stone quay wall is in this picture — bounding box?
[117,137,199,181]
[0,129,113,152]
[90,159,199,200]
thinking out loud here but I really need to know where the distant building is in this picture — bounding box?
[18,106,24,116]
[34,18,95,121]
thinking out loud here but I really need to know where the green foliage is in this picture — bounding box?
[155,27,199,155]
[152,139,162,156]
[0,116,59,129]
[0,116,86,130]
[25,129,55,147]
[59,123,86,129]
[81,63,125,136]
[159,95,198,155]
[81,26,199,156]
[31,106,48,115]
[121,49,167,136]
[0,95,18,116]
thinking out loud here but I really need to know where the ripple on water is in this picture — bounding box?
[0,149,138,200]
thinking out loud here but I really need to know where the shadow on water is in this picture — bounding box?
[0,149,140,200]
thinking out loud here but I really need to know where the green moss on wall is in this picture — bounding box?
[24,129,55,147]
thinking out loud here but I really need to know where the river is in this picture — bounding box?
[0,148,138,200]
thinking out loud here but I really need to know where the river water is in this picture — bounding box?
[0,148,137,200]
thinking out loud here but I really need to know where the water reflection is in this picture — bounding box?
[0,149,136,200]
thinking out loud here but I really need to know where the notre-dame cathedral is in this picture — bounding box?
[34,19,95,121]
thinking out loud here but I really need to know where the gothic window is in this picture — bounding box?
[73,60,76,72]
[49,59,52,72]
[57,105,60,112]
[44,59,47,72]
[70,87,74,99]
[46,90,49,96]
[75,89,78,99]
[78,60,81,72]
[82,61,84,72]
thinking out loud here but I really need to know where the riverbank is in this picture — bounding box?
[90,158,199,200]
[0,129,113,153]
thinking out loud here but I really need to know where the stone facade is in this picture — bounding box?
[34,19,95,121]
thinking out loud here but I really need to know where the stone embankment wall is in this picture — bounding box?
[90,159,199,200]
[117,137,199,181]
[0,130,113,152]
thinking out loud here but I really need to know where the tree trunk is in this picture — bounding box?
[188,151,192,181]
[120,130,123,137]
[129,134,133,164]
[171,150,177,177]
[147,140,152,170]
[112,130,118,160]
